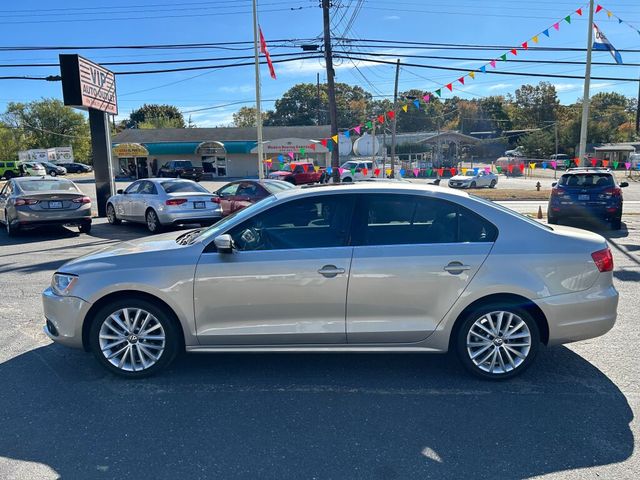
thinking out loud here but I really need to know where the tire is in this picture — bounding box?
[106,203,121,225]
[611,216,622,230]
[456,303,540,380]
[285,177,296,185]
[145,209,163,234]
[470,181,477,189]
[49,170,57,177]
[342,177,353,183]
[78,221,92,234]
[4,210,18,236]
[547,215,558,225]
[89,297,181,378]
[4,171,14,180]
[489,179,497,188]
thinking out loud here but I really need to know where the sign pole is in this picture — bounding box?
[252,0,265,180]
[578,0,595,165]
[89,109,114,217]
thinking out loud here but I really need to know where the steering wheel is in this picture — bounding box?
[235,226,263,250]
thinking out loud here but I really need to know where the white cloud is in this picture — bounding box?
[487,83,512,91]
[384,15,401,20]
[219,84,253,94]
[553,83,581,93]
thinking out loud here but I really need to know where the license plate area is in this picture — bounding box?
[193,201,205,209]
[48,201,63,209]
[578,194,589,201]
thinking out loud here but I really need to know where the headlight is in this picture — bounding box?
[51,273,78,296]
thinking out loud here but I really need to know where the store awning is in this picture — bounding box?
[144,142,201,155]
[223,141,257,154]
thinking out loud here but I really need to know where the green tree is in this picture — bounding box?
[510,82,559,128]
[2,98,91,162]
[127,104,185,128]
[517,129,556,158]
[395,90,443,133]
[138,116,185,129]
[232,106,269,127]
[0,123,27,161]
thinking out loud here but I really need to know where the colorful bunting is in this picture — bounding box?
[320,138,328,148]
[435,89,442,97]
[484,166,491,174]
[596,5,603,14]
[458,76,465,85]
[550,160,557,169]
[302,164,309,172]
[338,167,345,175]
[374,168,380,177]
[399,169,406,177]
[543,29,550,37]
[500,54,507,61]
[450,168,457,176]
[343,130,350,139]
[602,160,609,167]
[496,166,502,173]
[532,35,539,44]
[529,162,536,170]
[350,168,356,176]
[591,158,597,167]
[365,120,372,129]
[437,168,444,177]
[519,163,525,172]
[510,49,518,56]
[607,11,612,18]
[446,83,453,91]
[423,94,430,102]
[462,168,468,174]
[413,99,420,108]
[386,168,392,176]
[508,165,514,174]
[362,168,368,176]
[613,161,619,169]
[377,114,385,124]
[469,71,475,79]
[288,151,294,160]
[387,111,395,120]
[574,158,580,166]
[576,8,582,16]
[521,42,528,50]
[542,162,547,169]
[402,104,408,112]
[299,147,306,156]
[413,168,420,177]
[473,168,479,175]
[554,22,560,30]
[564,15,571,24]
[332,135,338,144]
[354,125,361,134]
[427,169,433,177]
[625,162,631,170]
[326,166,332,175]
[490,60,496,68]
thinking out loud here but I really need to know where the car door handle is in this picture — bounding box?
[318,265,345,277]
[444,262,471,274]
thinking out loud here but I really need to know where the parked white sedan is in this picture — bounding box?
[449,170,498,189]
[106,178,222,233]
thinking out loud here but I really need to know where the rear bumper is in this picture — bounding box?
[42,287,89,349]
[157,209,222,226]
[548,202,621,218]
[14,207,91,227]
[536,283,618,346]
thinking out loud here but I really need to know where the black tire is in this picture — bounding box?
[470,181,477,189]
[342,177,353,183]
[489,179,497,188]
[456,303,540,380]
[145,209,163,234]
[89,297,181,378]
[611,216,622,230]
[285,177,296,185]
[106,203,121,225]
[78,221,92,234]
[547,214,558,225]
[49,170,57,177]
[4,210,18,236]
[4,171,14,180]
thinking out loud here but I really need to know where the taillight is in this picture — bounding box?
[211,197,220,204]
[14,198,39,206]
[166,198,187,206]
[591,248,614,272]
[72,196,91,204]
[602,187,621,197]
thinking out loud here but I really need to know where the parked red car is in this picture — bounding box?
[267,162,324,185]
[214,179,295,216]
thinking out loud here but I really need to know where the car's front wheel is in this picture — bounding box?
[456,304,540,380]
[145,209,163,234]
[489,179,497,188]
[470,181,477,188]
[89,298,181,378]
[106,203,121,225]
[49,170,57,177]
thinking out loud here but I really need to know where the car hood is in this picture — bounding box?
[450,175,474,181]
[58,230,194,274]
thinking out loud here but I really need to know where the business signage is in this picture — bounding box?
[113,143,149,157]
[251,138,329,154]
[59,54,118,115]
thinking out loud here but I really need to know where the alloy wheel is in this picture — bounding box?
[146,210,159,232]
[466,310,531,375]
[98,307,166,372]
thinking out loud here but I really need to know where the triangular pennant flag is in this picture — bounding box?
[302,164,309,172]
[554,22,560,30]
[320,138,328,147]
[532,35,539,44]
[500,54,507,61]
[437,168,444,177]
[332,135,338,144]
[461,168,468,175]
[278,154,284,162]
[596,5,603,14]
[338,168,345,175]
[435,89,441,97]
[288,151,294,159]
[607,11,612,18]
[521,42,528,50]
[413,168,420,177]
[387,111,395,120]
[490,59,497,68]
[564,15,571,24]
[413,99,420,108]
[385,168,392,176]
[314,166,319,172]
[361,168,368,176]
[602,160,609,167]
[591,158,597,167]
[399,169,406,177]
[618,18,623,24]
[519,163,525,172]
[625,162,631,170]
[543,29,550,37]
[365,120,372,129]
[576,8,582,16]
[496,166,502,173]
[374,168,380,177]
[326,166,332,175]
[299,147,306,156]
[574,158,580,166]
[529,162,536,170]
[423,94,430,102]
[402,104,408,112]
[377,114,385,124]
[350,168,356,176]
[507,165,514,173]
[343,130,350,138]
[446,83,453,91]
[458,76,465,85]
[480,65,486,73]
[510,49,517,56]
[354,125,361,134]
[450,168,457,176]
[613,161,619,169]
[469,71,475,79]
[426,169,432,177]
[550,161,557,169]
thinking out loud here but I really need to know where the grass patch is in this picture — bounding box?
[470,188,551,201]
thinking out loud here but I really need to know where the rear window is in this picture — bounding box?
[559,173,614,188]
[161,180,208,194]
[264,181,295,193]
[174,161,192,168]
[18,179,78,192]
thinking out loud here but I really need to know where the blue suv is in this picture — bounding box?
[548,168,628,230]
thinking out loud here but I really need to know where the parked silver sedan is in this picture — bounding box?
[0,177,92,235]
[43,183,618,380]
[106,178,222,233]
[449,170,498,189]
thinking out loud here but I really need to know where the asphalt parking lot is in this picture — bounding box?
[0,189,639,478]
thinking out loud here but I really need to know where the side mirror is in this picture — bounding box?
[620,182,629,188]
[551,182,557,187]
[117,189,124,194]
[214,234,234,253]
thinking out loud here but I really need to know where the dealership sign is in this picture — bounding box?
[113,143,149,157]
[59,54,118,115]
[251,138,329,154]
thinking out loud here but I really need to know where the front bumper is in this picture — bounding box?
[448,181,470,189]
[42,287,90,349]
[537,283,618,346]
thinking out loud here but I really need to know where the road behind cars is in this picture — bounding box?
[0,216,638,478]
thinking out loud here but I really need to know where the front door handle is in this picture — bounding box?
[444,262,471,274]
[318,265,345,278]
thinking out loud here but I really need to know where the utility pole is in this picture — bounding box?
[636,74,640,134]
[316,72,321,126]
[251,0,265,179]
[578,0,595,166]
[321,0,340,182]
[390,59,400,179]
[554,121,559,179]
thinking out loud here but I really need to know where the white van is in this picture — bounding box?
[630,153,640,169]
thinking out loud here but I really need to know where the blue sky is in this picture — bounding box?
[1,0,639,127]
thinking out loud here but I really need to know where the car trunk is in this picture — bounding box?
[19,191,87,212]
[165,192,216,211]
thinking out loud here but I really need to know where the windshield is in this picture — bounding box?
[17,179,78,192]
[195,195,278,243]
[341,161,358,169]
[175,161,193,167]
[264,180,295,193]
[464,172,475,177]
[161,180,209,194]
[559,173,613,188]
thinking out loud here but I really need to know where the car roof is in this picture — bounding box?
[563,168,612,174]
[147,177,197,184]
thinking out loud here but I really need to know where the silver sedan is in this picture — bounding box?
[43,183,618,380]
[449,170,498,189]
[0,176,92,235]
[106,178,222,233]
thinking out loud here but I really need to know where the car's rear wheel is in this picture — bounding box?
[489,179,497,188]
[106,203,121,225]
[145,209,163,234]
[78,221,92,234]
[50,170,57,177]
[611,215,622,230]
[4,210,18,236]
[456,304,540,380]
[470,181,477,188]
[547,214,558,225]
[342,177,353,183]
[89,299,180,378]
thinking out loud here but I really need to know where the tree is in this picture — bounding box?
[2,98,91,162]
[127,104,185,128]
[517,129,555,158]
[511,82,559,128]
[395,90,443,133]
[0,123,26,161]
[232,106,269,127]
[137,116,185,129]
